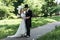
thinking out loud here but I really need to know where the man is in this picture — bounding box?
[24,4,32,38]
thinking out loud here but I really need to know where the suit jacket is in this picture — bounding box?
[25,9,32,28]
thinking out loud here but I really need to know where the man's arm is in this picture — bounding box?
[26,10,32,19]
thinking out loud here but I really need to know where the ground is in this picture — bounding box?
[2,22,60,40]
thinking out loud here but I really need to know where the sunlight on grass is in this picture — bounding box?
[0,19,22,25]
[50,16,60,21]
[44,18,57,22]
[32,17,57,27]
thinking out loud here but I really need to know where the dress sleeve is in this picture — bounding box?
[21,13,26,19]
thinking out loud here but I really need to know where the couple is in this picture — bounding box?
[8,4,32,38]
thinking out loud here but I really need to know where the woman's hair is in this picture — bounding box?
[17,6,24,14]
[20,8,24,13]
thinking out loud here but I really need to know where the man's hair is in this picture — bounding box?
[24,4,29,8]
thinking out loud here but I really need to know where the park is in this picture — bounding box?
[0,0,60,40]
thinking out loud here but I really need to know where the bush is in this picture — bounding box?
[0,6,17,20]
[41,0,57,17]
[0,6,9,20]
[7,13,17,19]
[0,1,17,20]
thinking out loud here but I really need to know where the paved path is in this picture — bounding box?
[2,22,60,40]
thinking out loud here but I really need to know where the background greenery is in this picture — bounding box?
[0,0,60,39]
[0,0,59,20]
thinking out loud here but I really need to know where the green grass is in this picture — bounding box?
[49,16,60,21]
[0,19,21,39]
[37,26,60,40]
[0,16,60,39]
[32,17,56,28]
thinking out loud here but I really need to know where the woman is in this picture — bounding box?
[7,6,26,37]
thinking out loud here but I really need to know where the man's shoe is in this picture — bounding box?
[24,35,30,38]
[26,35,30,38]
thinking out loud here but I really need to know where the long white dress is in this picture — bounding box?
[8,13,26,37]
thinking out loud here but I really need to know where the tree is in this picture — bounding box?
[13,0,24,15]
[0,0,19,19]
[41,0,57,17]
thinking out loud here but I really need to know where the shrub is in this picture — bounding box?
[0,6,9,20]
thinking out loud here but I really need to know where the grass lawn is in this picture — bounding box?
[0,16,60,39]
[37,26,60,40]
[49,16,60,21]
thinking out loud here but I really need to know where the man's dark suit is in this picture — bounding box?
[25,9,32,36]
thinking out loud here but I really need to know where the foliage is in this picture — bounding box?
[13,0,24,14]
[0,5,17,19]
[0,0,18,19]
[0,0,59,19]
[41,0,57,17]
[0,6,9,19]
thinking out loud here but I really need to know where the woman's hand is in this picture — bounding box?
[21,17,30,19]
[26,16,30,19]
